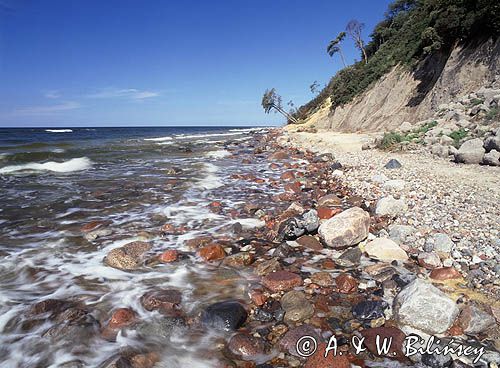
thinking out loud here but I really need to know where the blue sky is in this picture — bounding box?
[0,0,392,127]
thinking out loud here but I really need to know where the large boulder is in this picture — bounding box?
[454,138,485,164]
[104,241,151,270]
[201,300,247,331]
[394,279,459,334]
[318,207,370,249]
[375,196,408,217]
[399,122,413,133]
[430,144,449,158]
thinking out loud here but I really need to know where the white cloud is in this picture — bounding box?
[43,90,61,99]
[86,88,159,100]
[13,101,81,115]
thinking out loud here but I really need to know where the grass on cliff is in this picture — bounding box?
[294,0,500,122]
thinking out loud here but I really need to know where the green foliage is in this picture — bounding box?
[470,98,484,106]
[485,107,499,121]
[295,0,500,121]
[380,132,404,149]
[413,120,438,134]
[448,128,468,147]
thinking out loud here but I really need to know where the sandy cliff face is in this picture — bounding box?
[305,38,500,132]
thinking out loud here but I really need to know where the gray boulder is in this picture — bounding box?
[430,144,449,158]
[458,305,496,335]
[394,279,459,334]
[432,233,454,254]
[318,207,370,249]
[389,225,416,244]
[399,121,413,133]
[483,149,500,166]
[454,138,485,164]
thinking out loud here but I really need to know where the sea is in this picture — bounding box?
[0,126,276,367]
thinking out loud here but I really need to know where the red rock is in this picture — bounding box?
[305,343,350,368]
[336,273,358,294]
[140,289,182,314]
[317,206,342,220]
[107,308,138,329]
[361,327,406,359]
[446,321,464,336]
[280,171,296,180]
[199,243,226,261]
[81,220,105,233]
[129,352,160,368]
[284,181,302,194]
[159,249,178,263]
[227,333,266,361]
[249,290,267,306]
[280,324,321,356]
[296,235,323,252]
[311,272,335,287]
[223,252,254,267]
[269,163,280,170]
[321,259,337,269]
[429,267,462,280]
[261,271,303,292]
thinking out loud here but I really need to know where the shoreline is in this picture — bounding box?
[1,127,499,367]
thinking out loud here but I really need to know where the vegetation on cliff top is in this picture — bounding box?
[294,0,500,123]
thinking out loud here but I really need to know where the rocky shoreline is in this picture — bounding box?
[11,128,500,367]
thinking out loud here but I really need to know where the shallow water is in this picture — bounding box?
[0,126,276,367]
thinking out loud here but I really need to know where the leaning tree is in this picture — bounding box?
[326,31,347,67]
[261,88,299,124]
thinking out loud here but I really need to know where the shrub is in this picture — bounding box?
[448,128,468,147]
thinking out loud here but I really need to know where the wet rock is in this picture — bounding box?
[418,252,442,269]
[483,135,500,152]
[279,324,321,357]
[421,351,453,368]
[280,290,314,322]
[198,243,226,261]
[352,300,387,320]
[159,249,179,263]
[304,343,350,368]
[318,207,370,249]
[249,290,267,306]
[457,305,496,335]
[384,159,402,169]
[104,241,152,271]
[273,242,292,258]
[201,300,247,331]
[222,252,254,267]
[28,299,77,317]
[311,272,334,287]
[84,228,113,241]
[227,333,266,361]
[454,138,485,164]
[335,273,359,294]
[270,150,289,160]
[107,308,138,329]
[81,220,107,233]
[160,223,188,235]
[140,289,182,315]
[394,279,459,334]
[375,196,408,217]
[255,258,282,276]
[277,210,319,241]
[296,235,323,252]
[365,238,408,262]
[42,307,100,342]
[261,271,303,292]
[338,246,362,266]
[430,267,462,280]
[361,326,407,359]
[136,317,186,339]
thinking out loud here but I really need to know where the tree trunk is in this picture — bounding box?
[361,46,368,64]
[273,105,300,124]
[339,48,347,67]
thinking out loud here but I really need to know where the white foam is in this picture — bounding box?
[197,163,223,190]
[0,157,93,174]
[206,150,231,159]
[45,129,73,133]
[144,136,173,142]
[174,132,242,140]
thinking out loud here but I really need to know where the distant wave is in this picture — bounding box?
[174,132,242,140]
[206,150,231,159]
[144,136,173,142]
[0,157,92,174]
[45,129,73,133]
